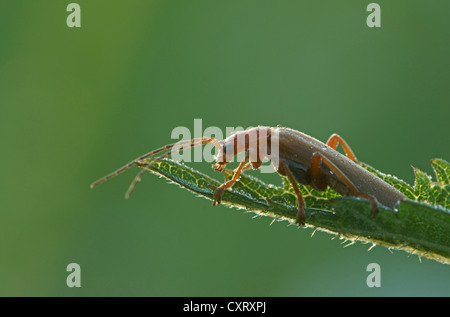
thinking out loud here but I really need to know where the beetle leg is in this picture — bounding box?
[212,153,250,206]
[311,152,378,216]
[326,134,358,161]
[279,160,306,226]
[354,193,379,217]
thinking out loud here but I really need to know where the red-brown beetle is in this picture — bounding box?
[91,126,407,225]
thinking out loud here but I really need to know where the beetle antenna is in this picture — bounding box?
[90,137,221,189]
[124,169,146,199]
[124,137,220,198]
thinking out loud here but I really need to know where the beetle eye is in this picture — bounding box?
[216,143,235,163]
[225,143,235,155]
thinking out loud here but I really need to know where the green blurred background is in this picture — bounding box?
[1,0,449,296]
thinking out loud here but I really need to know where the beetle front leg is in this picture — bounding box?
[212,156,250,206]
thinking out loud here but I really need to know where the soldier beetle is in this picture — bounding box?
[91,126,407,225]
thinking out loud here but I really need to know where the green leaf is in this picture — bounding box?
[139,158,450,265]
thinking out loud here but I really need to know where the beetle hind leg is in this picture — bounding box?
[354,193,379,217]
[310,152,379,216]
[326,133,358,162]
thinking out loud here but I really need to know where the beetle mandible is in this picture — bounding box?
[91,126,407,225]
